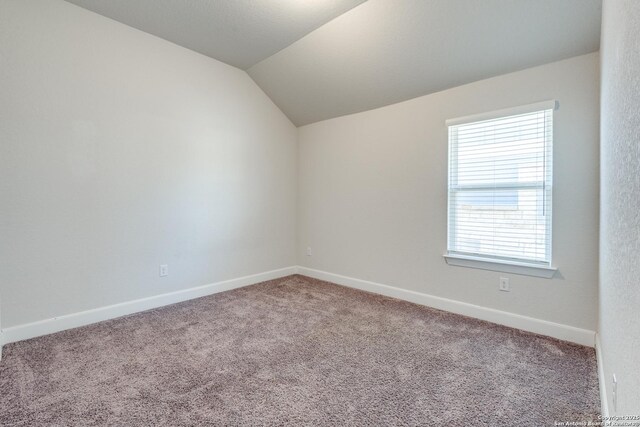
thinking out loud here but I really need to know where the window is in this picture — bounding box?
[445,101,556,277]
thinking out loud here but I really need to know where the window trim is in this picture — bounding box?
[443,253,557,278]
[445,100,558,277]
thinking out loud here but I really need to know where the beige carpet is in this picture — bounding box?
[0,275,599,426]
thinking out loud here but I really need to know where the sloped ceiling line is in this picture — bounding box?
[66,0,602,126]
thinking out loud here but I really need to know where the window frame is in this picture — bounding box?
[443,100,558,279]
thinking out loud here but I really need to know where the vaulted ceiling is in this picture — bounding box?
[65,0,602,126]
[64,0,367,69]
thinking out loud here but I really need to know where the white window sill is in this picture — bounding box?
[443,254,557,279]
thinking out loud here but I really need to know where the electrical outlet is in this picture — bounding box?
[306,246,312,256]
[499,277,510,292]
[612,374,617,413]
[159,264,169,277]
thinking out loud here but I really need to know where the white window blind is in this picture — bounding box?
[447,101,554,266]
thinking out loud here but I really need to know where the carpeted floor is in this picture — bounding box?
[0,275,599,426]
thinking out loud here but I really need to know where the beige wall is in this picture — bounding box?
[0,0,297,328]
[599,0,640,415]
[298,53,600,331]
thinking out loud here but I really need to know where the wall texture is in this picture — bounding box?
[0,0,297,328]
[599,0,640,415]
[298,53,600,332]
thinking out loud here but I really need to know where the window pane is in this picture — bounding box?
[447,107,552,265]
[451,188,548,261]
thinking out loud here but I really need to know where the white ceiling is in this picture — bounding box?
[248,0,602,126]
[65,0,602,126]
[64,0,367,69]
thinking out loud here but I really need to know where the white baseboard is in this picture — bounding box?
[595,333,610,417]
[297,267,596,347]
[0,266,297,352]
[0,265,596,362]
